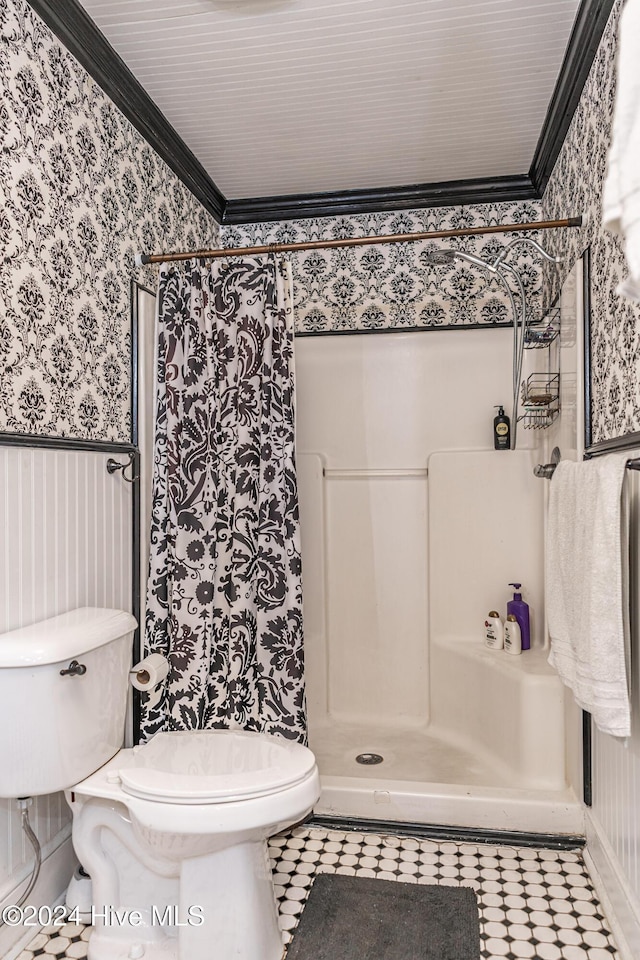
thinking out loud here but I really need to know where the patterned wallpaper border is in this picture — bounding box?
[221,202,546,335]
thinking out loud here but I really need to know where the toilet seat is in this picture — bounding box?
[118,729,317,804]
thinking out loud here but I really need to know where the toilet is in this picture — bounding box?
[0,607,320,960]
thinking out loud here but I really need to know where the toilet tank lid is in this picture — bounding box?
[0,607,137,667]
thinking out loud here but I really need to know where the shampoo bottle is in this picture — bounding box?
[504,615,522,655]
[493,406,511,450]
[484,612,504,650]
[507,583,530,650]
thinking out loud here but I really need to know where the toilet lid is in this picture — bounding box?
[118,730,316,804]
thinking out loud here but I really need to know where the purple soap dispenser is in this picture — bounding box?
[507,583,530,651]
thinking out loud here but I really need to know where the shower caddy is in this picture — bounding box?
[520,306,560,430]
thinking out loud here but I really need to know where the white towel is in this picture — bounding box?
[546,455,630,738]
[602,0,640,302]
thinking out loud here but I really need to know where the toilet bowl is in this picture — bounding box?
[70,729,319,960]
[0,608,320,960]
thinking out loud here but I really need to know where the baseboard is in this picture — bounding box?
[583,811,640,960]
[306,813,585,850]
[0,832,77,960]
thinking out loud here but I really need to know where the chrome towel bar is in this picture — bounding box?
[534,446,640,479]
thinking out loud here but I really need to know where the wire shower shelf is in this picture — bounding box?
[524,307,560,349]
[519,373,560,429]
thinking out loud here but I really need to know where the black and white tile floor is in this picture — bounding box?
[17,824,619,960]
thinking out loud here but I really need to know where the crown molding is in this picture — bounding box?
[529,0,617,195]
[26,0,226,223]
[223,175,539,225]
[26,0,615,226]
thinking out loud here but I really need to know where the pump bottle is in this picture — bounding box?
[507,583,530,650]
[493,406,511,450]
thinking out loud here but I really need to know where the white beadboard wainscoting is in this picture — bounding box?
[0,444,132,958]
[582,462,640,960]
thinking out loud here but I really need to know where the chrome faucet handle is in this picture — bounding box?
[533,446,561,479]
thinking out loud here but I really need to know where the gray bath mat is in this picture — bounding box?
[285,874,480,960]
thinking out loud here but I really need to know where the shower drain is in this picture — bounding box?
[355,753,384,765]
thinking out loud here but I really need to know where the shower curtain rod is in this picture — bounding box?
[135,216,582,265]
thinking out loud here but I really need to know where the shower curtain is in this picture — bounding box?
[140,257,306,744]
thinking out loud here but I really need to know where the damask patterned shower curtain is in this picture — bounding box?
[140,257,306,743]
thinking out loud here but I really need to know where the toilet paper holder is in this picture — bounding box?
[129,654,170,710]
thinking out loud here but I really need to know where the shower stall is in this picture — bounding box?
[295,311,582,835]
[132,238,584,838]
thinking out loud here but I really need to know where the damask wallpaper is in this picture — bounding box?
[5,0,630,441]
[222,202,544,335]
[0,0,219,442]
[542,0,640,444]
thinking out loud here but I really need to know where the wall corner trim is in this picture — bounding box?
[530,0,617,195]
[25,0,225,223]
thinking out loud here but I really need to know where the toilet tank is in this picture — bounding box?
[0,607,136,798]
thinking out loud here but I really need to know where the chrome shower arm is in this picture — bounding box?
[454,251,498,273]
[491,236,562,270]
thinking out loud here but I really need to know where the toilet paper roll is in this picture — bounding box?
[130,653,169,691]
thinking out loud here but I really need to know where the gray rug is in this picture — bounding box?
[285,874,480,960]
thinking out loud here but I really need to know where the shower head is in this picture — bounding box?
[423,248,497,273]
[423,249,457,266]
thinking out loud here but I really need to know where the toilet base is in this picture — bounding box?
[178,840,284,960]
[84,837,285,960]
[87,931,178,960]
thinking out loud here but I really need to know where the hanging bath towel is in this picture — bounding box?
[546,455,631,738]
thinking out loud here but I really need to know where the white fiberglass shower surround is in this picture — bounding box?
[294,316,582,836]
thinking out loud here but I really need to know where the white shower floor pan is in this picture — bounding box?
[309,721,583,836]
[310,720,513,786]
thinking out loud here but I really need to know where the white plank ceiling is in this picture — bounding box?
[77,0,581,199]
